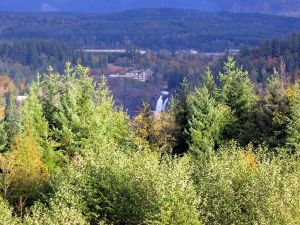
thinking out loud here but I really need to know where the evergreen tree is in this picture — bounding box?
[41,64,98,156]
[40,67,61,128]
[203,67,217,97]
[171,78,190,154]
[24,79,48,147]
[23,79,59,170]
[40,64,130,156]
[261,70,288,148]
[220,56,256,145]
[285,81,300,154]
[187,86,230,156]
[86,76,131,150]
[0,95,7,152]
[4,91,21,145]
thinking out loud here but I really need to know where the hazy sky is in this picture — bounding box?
[0,0,214,12]
[0,0,299,17]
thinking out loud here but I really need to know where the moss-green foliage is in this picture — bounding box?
[24,198,88,225]
[183,57,256,154]
[195,143,300,225]
[43,145,201,225]
[0,196,19,225]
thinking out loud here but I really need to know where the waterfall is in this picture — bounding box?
[155,96,164,113]
[156,96,169,113]
[162,98,168,112]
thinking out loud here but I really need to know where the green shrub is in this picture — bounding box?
[0,196,19,225]
[47,145,201,224]
[23,175,88,225]
[24,202,87,225]
[195,143,300,225]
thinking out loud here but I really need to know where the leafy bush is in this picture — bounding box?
[45,145,201,225]
[24,202,87,225]
[0,196,19,225]
[23,167,88,224]
[195,143,300,225]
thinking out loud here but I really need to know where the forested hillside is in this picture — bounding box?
[1,58,300,224]
[235,33,300,84]
[1,9,300,51]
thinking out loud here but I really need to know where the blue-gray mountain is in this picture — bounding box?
[0,0,299,17]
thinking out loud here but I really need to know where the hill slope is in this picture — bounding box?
[0,9,300,51]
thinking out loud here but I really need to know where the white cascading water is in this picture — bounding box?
[162,98,168,112]
[155,96,164,113]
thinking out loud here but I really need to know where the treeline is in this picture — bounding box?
[236,32,300,84]
[0,40,109,72]
[1,9,300,51]
[1,59,300,224]
[0,39,112,86]
[0,40,75,71]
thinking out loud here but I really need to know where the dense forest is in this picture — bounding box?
[0,40,106,79]
[0,57,300,224]
[236,33,300,84]
[1,9,300,51]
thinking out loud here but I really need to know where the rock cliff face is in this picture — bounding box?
[0,0,299,17]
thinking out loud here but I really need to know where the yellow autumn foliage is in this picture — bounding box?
[0,75,15,97]
[1,127,49,204]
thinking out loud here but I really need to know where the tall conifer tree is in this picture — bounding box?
[220,56,256,144]
[187,87,230,157]
[285,81,300,153]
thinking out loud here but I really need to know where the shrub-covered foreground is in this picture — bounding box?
[1,61,300,224]
[2,143,300,224]
[196,144,300,225]
[25,147,200,225]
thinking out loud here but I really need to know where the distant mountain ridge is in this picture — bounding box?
[0,0,299,17]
